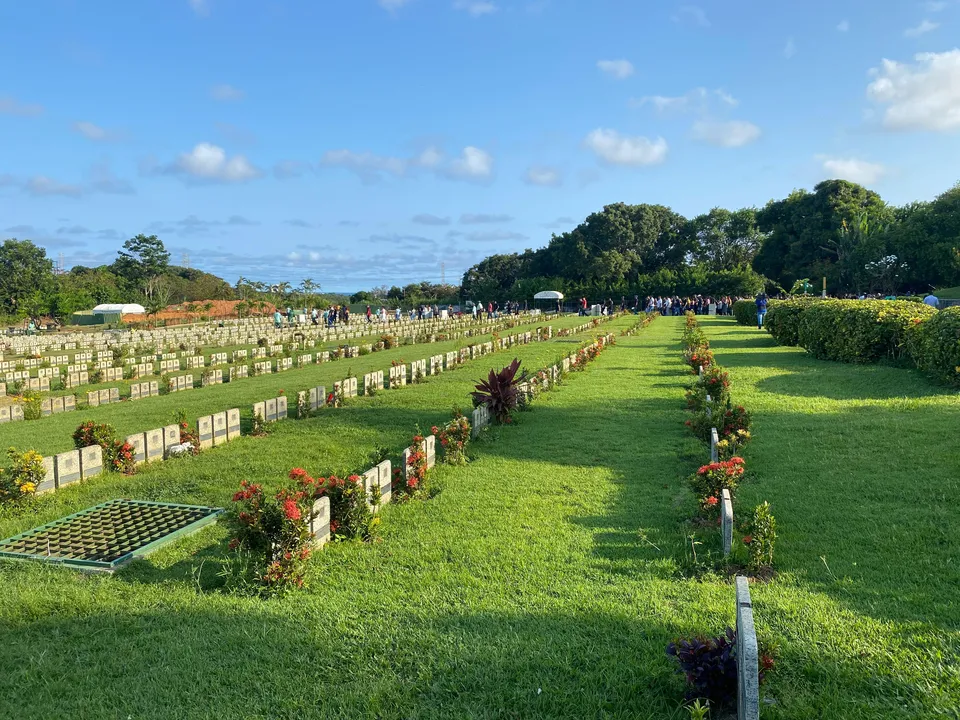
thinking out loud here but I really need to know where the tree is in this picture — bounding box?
[112,234,170,293]
[689,207,764,271]
[0,239,55,316]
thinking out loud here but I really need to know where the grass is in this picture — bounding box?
[1,313,595,457]
[934,285,960,298]
[1,315,958,718]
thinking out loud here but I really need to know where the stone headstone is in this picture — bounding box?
[308,387,319,411]
[163,424,181,455]
[39,456,56,493]
[99,388,111,405]
[376,459,392,506]
[253,401,266,422]
[145,428,164,462]
[126,433,146,464]
[721,489,733,557]
[212,411,227,446]
[87,390,100,407]
[10,404,23,422]
[63,395,76,412]
[310,496,331,547]
[0,406,9,424]
[55,450,81,487]
[227,408,241,439]
[425,434,436,469]
[197,415,214,449]
[265,398,278,423]
[710,428,719,463]
[736,576,760,720]
[705,394,712,419]
[130,383,141,400]
[276,395,288,420]
[109,387,119,403]
[363,468,379,509]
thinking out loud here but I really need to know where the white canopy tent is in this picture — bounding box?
[533,291,564,300]
[92,303,146,315]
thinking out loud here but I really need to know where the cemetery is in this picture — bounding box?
[0,310,957,719]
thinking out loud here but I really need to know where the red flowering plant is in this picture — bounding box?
[719,405,752,441]
[225,478,314,593]
[689,457,746,517]
[695,365,731,407]
[742,501,777,571]
[302,472,377,540]
[173,410,202,453]
[395,430,429,500]
[684,346,715,374]
[431,409,471,466]
[72,420,137,473]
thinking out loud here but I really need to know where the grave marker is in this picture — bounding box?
[163,425,181,456]
[212,412,227,446]
[39,456,56,493]
[227,408,241,439]
[376,460,392,506]
[276,396,288,420]
[310,496,331,547]
[721,489,733,557]
[55,450,81,487]
[126,433,146,464]
[710,428,719,463]
[197,416,214,449]
[736,577,760,720]
[145,429,164,463]
[265,398,278,422]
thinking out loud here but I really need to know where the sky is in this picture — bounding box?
[1,0,959,292]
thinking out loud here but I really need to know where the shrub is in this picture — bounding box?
[289,468,378,540]
[684,346,714,373]
[718,404,752,441]
[400,431,429,498]
[743,501,777,570]
[690,458,745,510]
[907,306,960,386]
[797,299,936,363]
[696,365,731,407]
[72,421,135,472]
[732,299,758,326]
[764,298,819,346]
[431,409,471,465]
[0,448,45,504]
[666,628,738,705]
[226,479,314,592]
[471,358,528,424]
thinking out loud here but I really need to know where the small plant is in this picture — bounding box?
[296,392,310,419]
[689,458,745,513]
[715,430,751,460]
[290,468,378,540]
[395,429,428,499]
[173,410,202,452]
[743,501,777,571]
[17,390,42,420]
[72,421,136,473]
[380,334,397,349]
[696,365,731,407]
[666,628,738,706]
[431,409,471,465]
[685,699,711,720]
[471,358,528,424]
[412,366,425,384]
[0,448,45,504]
[251,411,267,436]
[684,346,714,374]
[719,405,751,441]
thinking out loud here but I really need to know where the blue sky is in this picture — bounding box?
[1,0,958,292]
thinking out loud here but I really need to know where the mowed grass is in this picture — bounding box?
[0,316,957,718]
[0,314,594,457]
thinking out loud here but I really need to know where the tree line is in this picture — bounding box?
[460,179,960,301]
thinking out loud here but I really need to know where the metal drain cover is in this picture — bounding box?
[0,499,223,571]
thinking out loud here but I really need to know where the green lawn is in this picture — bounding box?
[1,313,594,457]
[1,315,957,719]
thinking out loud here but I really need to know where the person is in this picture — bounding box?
[286,306,294,323]
[755,292,768,329]
[366,305,372,323]
[923,292,940,308]
[274,309,283,329]
[311,307,319,325]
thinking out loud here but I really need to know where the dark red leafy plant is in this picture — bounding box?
[471,358,528,424]
[666,628,738,706]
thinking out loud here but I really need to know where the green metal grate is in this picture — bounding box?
[0,499,223,570]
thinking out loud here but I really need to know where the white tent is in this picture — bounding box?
[93,303,146,314]
[533,291,564,300]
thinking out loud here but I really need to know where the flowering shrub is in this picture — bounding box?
[72,421,136,473]
[684,386,709,412]
[689,458,745,511]
[685,311,699,329]
[684,346,714,373]
[696,365,731,407]
[715,430,751,460]
[226,478,314,592]
[432,410,471,465]
[743,501,777,570]
[666,628,738,706]
[251,411,267,437]
[173,410,202,453]
[719,405,752,441]
[289,468,378,540]
[0,448,45,504]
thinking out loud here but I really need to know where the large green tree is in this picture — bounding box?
[0,239,54,316]
[882,186,960,291]
[112,234,170,293]
[689,207,764,271]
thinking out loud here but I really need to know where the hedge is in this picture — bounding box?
[764,298,821,346]
[796,300,937,363]
[907,306,960,385]
[732,300,757,326]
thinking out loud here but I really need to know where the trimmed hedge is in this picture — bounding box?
[732,300,757,326]
[764,298,820,346]
[796,300,937,363]
[907,306,960,385]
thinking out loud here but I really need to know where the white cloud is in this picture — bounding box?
[412,214,451,225]
[454,0,497,16]
[783,37,796,59]
[24,176,84,197]
[171,143,261,182]
[597,59,634,79]
[189,0,209,16]
[460,213,513,224]
[72,121,122,141]
[673,5,710,27]
[867,50,960,131]
[837,20,850,32]
[523,165,562,186]
[904,19,939,37]
[446,146,494,180]
[0,95,43,117]
[635,87,736,113]
[320,144,493,182]
[692,119,761,147]
[584,129,668,166]
[210,84,244,101]
[819,156,886,184]
[273,160,311,179]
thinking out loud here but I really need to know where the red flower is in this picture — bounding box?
[743,535,753,544]
[228,538,239,550]
[289,467,309,481]
[705,496,718,506]
[282,499,301,521]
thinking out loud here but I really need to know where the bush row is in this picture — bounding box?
[762,299,959,383]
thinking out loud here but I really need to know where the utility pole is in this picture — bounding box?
[182,252,190,269]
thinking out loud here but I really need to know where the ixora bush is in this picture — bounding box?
[696,365,731,408]
[907,306,960,386]
[797,299,937,363]
[689,458,745,514]
[72,421,136,473]
[683,345,714,374]
[0,448,45,504]
[432,410,471,465]
[226,479,314,593]
[289,468,378,540]
[472,358,529,424]
[718,404,752,441]
[395,430,429,499]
